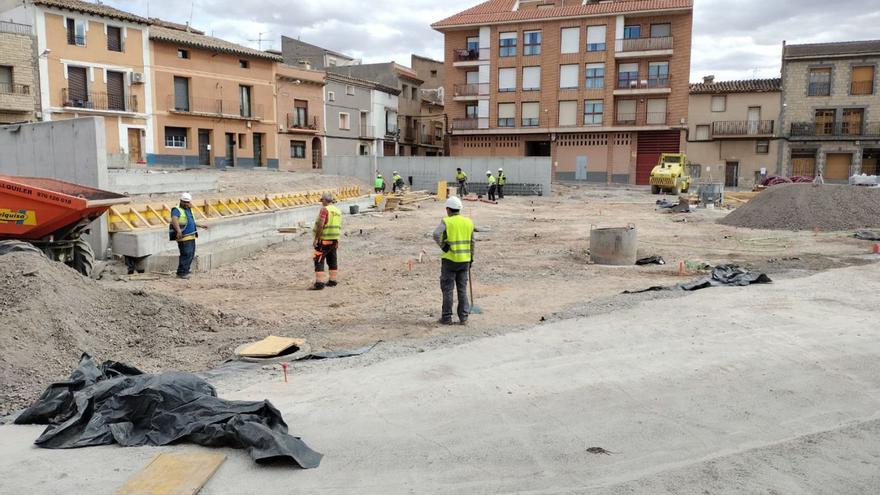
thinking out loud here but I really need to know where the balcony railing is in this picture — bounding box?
[452,118,479,130]
[851,80,874,95]
[0,82,30,95]
[615,111,669,126]
[790,121,880,137]
[453,83,489,97]
[616,75,671,90]
[615,36,673,52]
[0,20,32,35]
[360,125,375,138]
[385,123,398,136]
[712,120,775,136]
[62,88,137,112]
[167,95,262,119]
[453,48,489,63]
[807,82,831,96]
[287,114,319,131]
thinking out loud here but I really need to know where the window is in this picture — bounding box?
[623,25,641,39]
[650,23,671,38]
[523,66,540,91]
[106,70,125,111]
[339,112,351,130]
[164,127,187,148]
[430,70,437,77]
[808,68,831,96]
[646,98,667,124]
[328,59,337,67]
[359,144,369,156]
[498,103,515,127]
[239,85,252,117]
[466,36,480,52]
[618,63,639,88]
[560,27,580,54]
[616,99,636,123]
[66,18,85,46]
[66,66,88,103]
[239,60,249,69]
[0,66,11,93]
[293,99,308,127]
[851,66,875,95]
[346,85,355,95]
[327,91,335,102]
[521,102,539,127]
[814,108,835,135]
[584,99,603,125]
[499,32,517,57]
[523,30,541,56]
[465,103,478,119]
[843,108,864,135]
[711,95,726,112]
[560,64,578,89]
[466,71,479,84]
[173,76,189,111]
[585,63,604,89]
[586,25,606,51]
[238,133,246,149]
[695,125,710,140]
[177,48,189,59]
[412,87,418,100]
[402,84,409,98]
[290,140,306,158]
[107,26,122,52]
[559,101,577,126]
[756,140,769,154]
[498,68,516,92]
[648,61,669,87]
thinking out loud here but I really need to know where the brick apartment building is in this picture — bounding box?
[432,0,693,184]
[780,40,880,181]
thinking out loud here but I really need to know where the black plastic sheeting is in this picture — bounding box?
[636,255,666,266]
[299,341,382,360]
[625,264,771,294]
[14,354,322,469]
[855,230,880,241]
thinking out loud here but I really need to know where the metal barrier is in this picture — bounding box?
[108,186,362,232]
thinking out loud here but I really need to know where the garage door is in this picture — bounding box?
[636,130,680,185]
[791,155,816,177]
[824,153,852,181]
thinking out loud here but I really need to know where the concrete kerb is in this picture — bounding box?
[110,196,374,272]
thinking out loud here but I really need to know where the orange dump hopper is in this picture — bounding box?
[0,175,129,241]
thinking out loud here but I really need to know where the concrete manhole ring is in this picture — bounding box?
[232,341,312,364]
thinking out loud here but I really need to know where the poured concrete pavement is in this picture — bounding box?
[2,263,880,494]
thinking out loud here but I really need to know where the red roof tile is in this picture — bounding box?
[432,0,692,29]
[689,78,781,95]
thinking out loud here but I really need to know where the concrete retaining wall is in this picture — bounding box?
[0,117,110,256]
[323,156,552,196]
[107,170,219,196]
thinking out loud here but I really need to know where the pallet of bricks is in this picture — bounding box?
[383,190,435,211]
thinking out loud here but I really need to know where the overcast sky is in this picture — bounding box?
[115,0,880,82]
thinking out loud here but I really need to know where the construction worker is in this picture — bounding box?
[486,170,497,201]
[455,167,469,196]
[374,174,385,193]
[311,192,342,290]
[169,193,208,279]
[433,196,474,325]
[497,167,506,199]
[392,171,404,193]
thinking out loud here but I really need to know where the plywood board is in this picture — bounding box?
[114,453,225,495]
[238,335,305,358]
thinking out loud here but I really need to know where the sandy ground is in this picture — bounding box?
[108,184,876,352]
[3,263,880,494]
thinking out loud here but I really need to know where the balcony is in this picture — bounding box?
[453,83,489,100]
[613,75,672,95]
[0,82,33,113]
[385,123,398,137]
[0,20,32,35]
[62,88,138,113]
[851,80,874,95]
[712,120,775,137]
[452,118,479,130]
[615,37,674,57]
[167,95,262,120]
[615,111,670,126]
[789,121,880,138]
[453,48,489,67]
[286,114,320,132]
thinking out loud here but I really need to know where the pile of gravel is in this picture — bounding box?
[719,184,880,231]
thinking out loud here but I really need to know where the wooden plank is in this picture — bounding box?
[239,336,305,358]
[114,452,225,495]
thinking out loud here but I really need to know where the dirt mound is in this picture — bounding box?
[0,252,268,417]
[719,184,880,231]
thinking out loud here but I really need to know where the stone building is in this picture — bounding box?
[0,19,40,123]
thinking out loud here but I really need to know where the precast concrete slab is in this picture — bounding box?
[107,170,219,196]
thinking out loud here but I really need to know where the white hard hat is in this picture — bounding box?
[393,171,398,174]
[486,170,492,175]
[498,167,503,171]
[180,193,192,202]
[445,196,463,210]
[320,191,334,202]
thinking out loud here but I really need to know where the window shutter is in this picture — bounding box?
[499,68,516,91]
[617,99,636,117]
[67,66,87,102]
[500,32,517,41]
[650,23,671,38]
[711,95,726,112]
[586,25,606,45]
[107,26,122,51]
[174,76,189,111]
[498,103,515,119]
[523,66,541,90]
[618,63,638,75]
[560,27,580,53]
[106,71,125,111]
[560,64,578,88]
[466,71,479,84]
[852,66,874,82]
[522,102,539,120]
[646,99,667,123]
[558,101,577,126]
[696,125,710,140]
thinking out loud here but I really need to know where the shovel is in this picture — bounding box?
[468,265,483,314]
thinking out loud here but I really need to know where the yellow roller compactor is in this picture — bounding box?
[649,153,691,195]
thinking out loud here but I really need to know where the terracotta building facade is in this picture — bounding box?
[433,0,693,184]
[275,64,325,171]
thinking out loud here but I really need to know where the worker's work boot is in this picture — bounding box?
[327,280,338,287]
[310,282,325,290]
[437,317,453,325]
[459,319,468,326]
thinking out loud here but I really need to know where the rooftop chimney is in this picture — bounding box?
[703,75,715,85]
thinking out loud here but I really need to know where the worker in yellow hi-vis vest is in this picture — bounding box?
[311,192,342,290]
[432,196,475,325]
